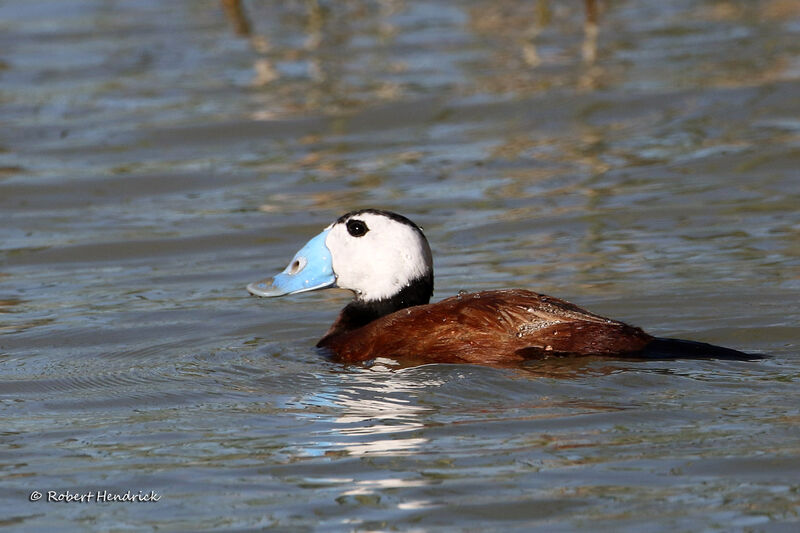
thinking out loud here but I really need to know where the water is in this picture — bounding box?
[1,0,799,530]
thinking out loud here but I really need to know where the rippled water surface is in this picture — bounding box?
[1,0,799,530]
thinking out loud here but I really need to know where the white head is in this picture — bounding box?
[326,210,433,301]
[247,209,434,304]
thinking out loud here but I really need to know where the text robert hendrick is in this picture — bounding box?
[30,490,161,503]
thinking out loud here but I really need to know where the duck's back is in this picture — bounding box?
[317,289,653,364]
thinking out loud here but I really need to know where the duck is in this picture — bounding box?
[247,209,761,365]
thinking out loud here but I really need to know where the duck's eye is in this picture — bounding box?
[346,219,369,237]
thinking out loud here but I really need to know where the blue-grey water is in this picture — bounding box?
[1,1,799,531]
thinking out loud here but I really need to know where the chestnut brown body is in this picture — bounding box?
[318,289,653,364]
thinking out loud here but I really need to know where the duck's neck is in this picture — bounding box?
[318,274,433,343]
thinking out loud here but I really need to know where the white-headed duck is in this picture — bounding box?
[247,209,761,365]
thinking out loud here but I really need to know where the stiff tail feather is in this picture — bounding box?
[636,337,764,361]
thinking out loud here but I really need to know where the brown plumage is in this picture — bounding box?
[318,289,652,364]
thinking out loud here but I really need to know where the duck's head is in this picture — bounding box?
[247,209,433,305]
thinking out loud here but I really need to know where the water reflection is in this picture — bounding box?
[283,357,632,465]
[221,0,605,115]
[221,0,250,36]
[269,359,639,514]
[290,365,438,458]
[216,0,799,122]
